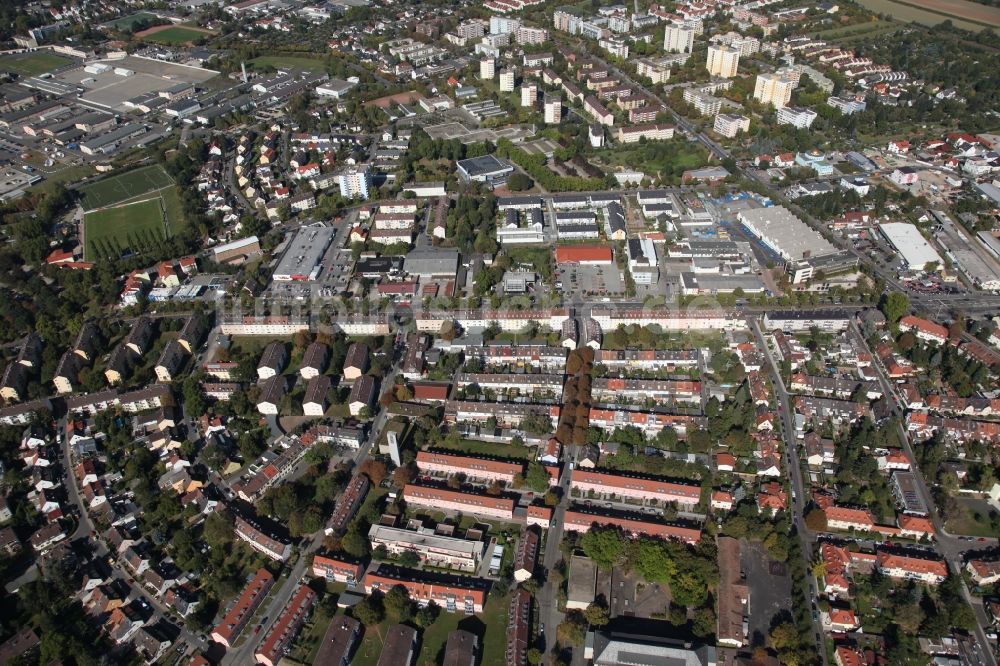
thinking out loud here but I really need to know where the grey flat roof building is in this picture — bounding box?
[456,155,513,182]
[273,226,336,281]
[403,249,460,278]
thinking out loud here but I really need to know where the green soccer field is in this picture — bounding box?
[84,198,168,261]
[0,52,72,77]
[76,165,175,211]
[142,26,212,45]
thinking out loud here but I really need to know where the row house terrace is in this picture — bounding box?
[363,566,488,613]
[415,308,570,334]
[461,344,568,371]
[591,377,702,404]
[562,509,701,544]
[402,484,515,521]
[234,515,292,562]
[589,307,741,330]
[454,373,565,398]
[789,374,882,401]
[570,469,701,507]
[907,412,1000,444]
[925,394,1000,418]
[443,401,560,429]
[594,348,700,370]
[415,450,524,484]
[312,554,364,585]
[588,408,706,437]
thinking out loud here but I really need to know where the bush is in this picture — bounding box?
[507,172,533,191]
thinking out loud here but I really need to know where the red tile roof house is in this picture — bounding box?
[312,554,364,585]
[403,484,515,521]
[363,568,487,613]
[415,450,523,484]
[835,646,864,666]
[876,550,948,584]
[897,515,935,540]
[570,469,701,507]
[562,510,701,544]
[255,585,316,666]
[756,482,787,514]
[412,382,450,403]
[210,568,274,648]
[966,559,1000,586]
[711,490,734,511]
[823,608,859,632]
[527,504,553,529]
[898,315,949,345]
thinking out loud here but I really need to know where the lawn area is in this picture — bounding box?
[141,25,214,45]
[597,140,709,182]
[434,438,532,461]
[251,55,327,72]
[415,593,510,666]
[945,497,1000,537]
[102,11,158,30]
[352,623,387,666]
[76,164,175,211]
[84,198,167,261]
[0,52,71,77]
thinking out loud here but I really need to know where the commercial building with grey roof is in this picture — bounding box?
[272,226,336,281]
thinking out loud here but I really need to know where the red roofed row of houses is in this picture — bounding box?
[210,568,274,648]
[363,567,487,613]
[415,450,524,484]
[562,509,701,544]
[570,469,701,506]
[402,484,515,520]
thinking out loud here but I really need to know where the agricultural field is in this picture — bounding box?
[856,0,1000,31]
[76,164,174,211]
[0,52,72,77]
[136,24,214,45]
[83,198,167,261]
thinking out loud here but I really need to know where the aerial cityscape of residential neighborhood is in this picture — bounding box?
[1,0,1000,663]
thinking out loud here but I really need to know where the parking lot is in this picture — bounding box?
[557,263,624,298]
[743,540,793,645]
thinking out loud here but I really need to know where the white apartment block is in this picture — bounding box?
[499,70,515,92]
[480,58,495,79]
[521,84,537,107]
[776,106,817,129]
[707,44,739,78]
[683,89,722,116]
[753,72,795,108]
[713,114,750,138]
[664,26,694,54]
[635,58,671,84]
[336,164,372,200]
[544,96,562,123]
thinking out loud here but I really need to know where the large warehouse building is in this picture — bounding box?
[737,206,836,262]
[878,222,943,272]
[737,205,850,283]
[272,226,336,281]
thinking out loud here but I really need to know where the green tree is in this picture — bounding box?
[384,585,415,623]
[524,462,551,493]
[580,528,626,570]
[353,596,385,625]
[584,602,610,627]
[632,539,677,583]
[879,291,909,325]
